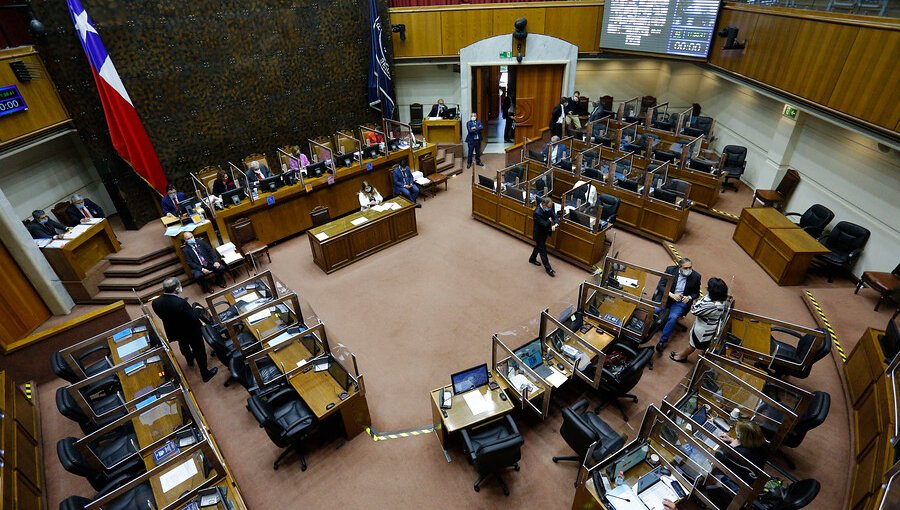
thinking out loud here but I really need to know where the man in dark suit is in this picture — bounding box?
[529,197,559,277]
[27,209,68,239]
[182,232,226,292]
[391,160,421,207]
[244,160,272,186]
[549,96,567,137]
[501,89,514,142]
[161,184,188,216]
[428,99,447,118]
[652,258,702,353]
[540,136,572,166]
[65,193,105,225]
[152,277,217,382]
[465,112,484,169]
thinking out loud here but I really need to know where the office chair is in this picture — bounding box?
[683,116,713,138]
[228,353,284,395]
[57,434,144,491]
[232,217,271,270]
[595,343,653,421]
[201,322,235,367]
[552,400,624,485]
[759,478,821,509]
[855,263,900,311]
[409,103,423,134]
[51,351,120,397]
[759,327,831,380]
[721,145,747,192]
[663,178,690,197]
[784,204,834,239]
[814,221,870,282]
[247,388,317,471]
[752,169,800,210]
[460,415,524,496]
[56,387,126,435]
[597,194,620,228]
[616,178,639,193]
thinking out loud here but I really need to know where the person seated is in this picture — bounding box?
[365,130,384,147]
[716,420,768,479]
[570,181,597,208]
[181,232,226,292]
[27,209,68,239]
[653,258,702,353]
[358,180,383,211]
[391,160,421,208]
[290,149,311,174]
[161,184,188,216]
[670,277,729,363]
[65,193,105,224]
[428,99,447,118]
[244,160,271,186]
[541,136,571,166]
[211,170,236,196]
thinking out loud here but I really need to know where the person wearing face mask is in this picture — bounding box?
[565,91,583,131]
[152,277,218,382]
[65,193,105,225]
[428,99,447,118]
[391,160,421,207]
[181,232,226,292]
[652,258,702,353]
[27,209,69,239]
[211,170,236,196]
[358,180,383,211]
[529,196,559,277]
[465,112,484,169]
[161,184,188,216]
[670,277,729,363]
[245,160,272,186]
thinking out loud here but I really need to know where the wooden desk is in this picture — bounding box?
[41,219,120,281]
[430,385,514,450]
[670,165,725,210]
[581,318,619,352]
[307,197,417,274]
[733,208,828,286]
[612,266,647,300]
[423,118,461,144]
[167,220,218,277]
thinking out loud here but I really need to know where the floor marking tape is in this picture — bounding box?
[805,290,846,362]
[366,424,434,442]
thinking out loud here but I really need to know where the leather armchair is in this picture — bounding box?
[815,221,870,282]
[596,343,653,421]
[721,145,747,192]
[761,327,831,379]
[755,391,830,468]
[56,387,126,435]
[597,194,620,228]
[855,263,900,311]
[247,388,317,471]
[552,399,625,477]
[51,350,120,398]
[228,353,284,395]
[60,481,155,510]
[461,415,524,496]
[784,204,834,239]
[57,432,144,491]
[750,478,820,509]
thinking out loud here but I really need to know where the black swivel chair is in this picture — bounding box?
[596,343,653,421]
[815,221,870,282]
[247,388,317,471]
[57,433,144,491]
[552,400,625,484]
[617,178,640,193]
[460,415,524,496]
[56,387,126,435]
[52,351,120,398]
[60,479,155,510]
[597,194,620,228]
[750,478,821,510]
[762,327,831,379]
[721,145,747,192]
[784,204,834,239]
[756,390,830,469]
[228,353,284,395]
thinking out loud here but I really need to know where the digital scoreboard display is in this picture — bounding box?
[0,85,27,118]
[601,0,721,59]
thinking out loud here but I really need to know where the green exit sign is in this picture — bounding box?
[782,104,798,120]
[499,51,512,58]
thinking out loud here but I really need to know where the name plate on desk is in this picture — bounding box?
[366,162,373,172]
[152,440,180,465]
[327,175,335,185]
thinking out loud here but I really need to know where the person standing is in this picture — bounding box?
[529,196,559,277]
[652,258,702,353]
[501,89,514,143]
[152,277,218,382]
[549,96,567,137]
[66,193,105,224]
[669,277,729,363]
[465,112,484,169]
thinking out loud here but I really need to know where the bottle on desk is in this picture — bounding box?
[615,470,625,487]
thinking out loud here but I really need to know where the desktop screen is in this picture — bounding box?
[450,364,490,395]
[600,0,721,59]
[513,338,545,370]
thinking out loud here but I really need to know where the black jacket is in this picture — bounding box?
[152,293,202,344]
[656,265,702,308]
[65,199,105,225]
[532,204,558,241]
[182,240,221,276]
[211,178,235,196]
[27,218,67,239]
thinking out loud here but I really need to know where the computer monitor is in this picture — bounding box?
[608,443,649,478]
[258,175,283,193]
[477,174,495,189]
[450,364,490,395]
[617,178,639,193]
[503,186,525,202]
[513,338,544,371]
[362,144,381,160]
[177,197,200,216]
[582,167,602,181]
[335,153,356,168]
[306,161,327,178]
[568,209,592,229]
[623,142,644,154]
[442,107,457,119]
[387,138,402,152]
[654,188,679,204]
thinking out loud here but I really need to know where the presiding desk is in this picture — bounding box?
[422,118,461,144]
[40,218,120,281]
[430,383,514,452]
[307,197,417,273]
[733,207,829,286]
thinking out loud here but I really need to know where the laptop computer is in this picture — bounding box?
[513,338,554,378]
[634,466,680,509]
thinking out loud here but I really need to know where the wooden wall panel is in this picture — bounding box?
[0,47,70,148]
[391,12,444,58]
[786,22,858,104]
[0,241,50,350]
[743,15,800,91]
[828,27,900,130]
[492,8,545,38]
[544,6,602,52]
[708,9,760,75]
[440,9,494,56]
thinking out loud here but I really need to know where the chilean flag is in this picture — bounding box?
[67,0,167,196]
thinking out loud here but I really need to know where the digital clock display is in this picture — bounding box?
[0,85,28,118]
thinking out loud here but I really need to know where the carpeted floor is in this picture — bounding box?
[32,153,879,509]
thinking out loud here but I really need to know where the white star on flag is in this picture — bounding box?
[74,9,97,42]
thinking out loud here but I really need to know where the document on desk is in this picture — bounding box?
[267,330,297,348]
[237,292,260,304]
[350,217,369,226]
[116,336,149,360]
[463,391,491,415]
[415,177,431,186]
[546,369,569,388]
[83,218,104,225]
[159,458,198,493]
[45,239,70,248]
[247,308,271,324]
[314,232,328,241]
[164,225,184,237]
[370,204,386,212]
[607,486,647,510]
[70,224,91,235]
[509,374,537,394]
[616,276,640,288]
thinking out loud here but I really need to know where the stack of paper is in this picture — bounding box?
[385,202,402,211]
[350,217,369,226]
[159,458,199,493]
[83,218,104,225]
[215,242,244,264]
[415,177,431,186]
[546,369,569,388]
[247,308,271,324]
[463,391,491,415]
[370,204,387,212]
[46,240,69,248]
[237,292,260,304]
[616,276,640,288]
[314,232,329,241]
[164,225,183,237]
[509,374,537,394]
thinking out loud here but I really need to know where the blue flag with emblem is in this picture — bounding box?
[367,0,396,119]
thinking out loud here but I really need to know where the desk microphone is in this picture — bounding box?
[607,494,631,502]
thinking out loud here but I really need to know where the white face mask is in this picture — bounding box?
[680,268,693,277]
[471,116,476,121]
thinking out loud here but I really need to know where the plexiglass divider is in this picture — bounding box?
[307,139,336,182]
[223,293,305,357]
[601,257,673,308]
[497,164,528,204]
[491,335,551,419]
[205,270,279,324]
[59,315,164,380]
[383,119,417,153]
[540,311,605,389]
[333,131,362,169]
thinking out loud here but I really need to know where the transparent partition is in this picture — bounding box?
[524,136,550,166]
[59,316,164,381]
[223,161,252,206]
[223,293,305,356]
[579,281,657,341]
[675,106,695,135]
[688,148,723,174]
[547,136,575,173]
[682,135,704,164]
[619,123,641,154]
[498,165,528,204]
[359,125,387,160]
[247,321,329,391]
[383,119,416,152]
[611,154,643,196]
[206,270,279,325]
[649,101,672,130]
[618,97,640,122]
[275,147,306,188]
[307,139,336,181]
[526,168,554,205]
[602,257,673,308]
[332,131,361,169]
[541,311,605,389]
[491,334,551,420]
[576,143,605,180]
[561,185,600,233]
[584,116,614,147]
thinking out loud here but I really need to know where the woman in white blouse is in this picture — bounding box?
[358,180,383,211]
[669,277,729,363]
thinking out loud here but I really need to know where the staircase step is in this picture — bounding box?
[98,265,185,291]
[436,148,446,161]
[106,246,174,265]
[84,275,193,305]
[436,157,454,173]
[105,253,181,278]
